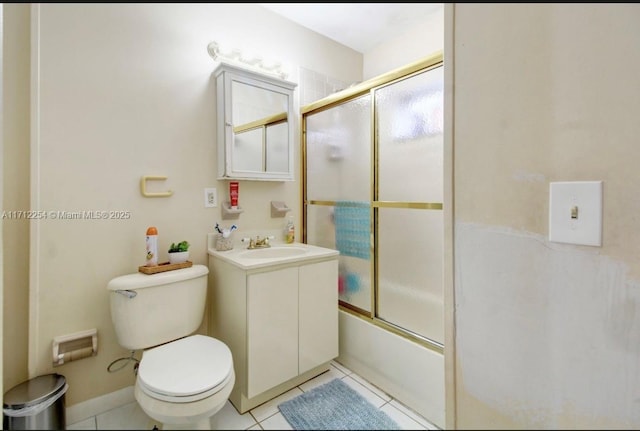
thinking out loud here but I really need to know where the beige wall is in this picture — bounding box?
[22,3,362,407]
[363,5,444,80]
[452,4,640,428]
[17,3,639,429]
[3,3,30,393]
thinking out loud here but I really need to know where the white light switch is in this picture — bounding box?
[549,181,602,246]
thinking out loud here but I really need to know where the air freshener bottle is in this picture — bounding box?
[145,226,158,267]
[285,216,295,244]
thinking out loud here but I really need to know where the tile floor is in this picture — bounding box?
[67,360,440,430]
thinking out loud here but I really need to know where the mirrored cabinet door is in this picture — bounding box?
[214,62,297,181]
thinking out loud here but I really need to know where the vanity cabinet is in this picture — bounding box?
[247,267,298,398]
[214,62,297,181]
[208,249,338,413]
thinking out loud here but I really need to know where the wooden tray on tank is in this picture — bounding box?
[138,261,193,275]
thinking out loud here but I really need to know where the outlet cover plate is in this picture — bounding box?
[549,181,602,246]
[204,188,218,208]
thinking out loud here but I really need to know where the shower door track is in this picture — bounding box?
[339,302,444,354]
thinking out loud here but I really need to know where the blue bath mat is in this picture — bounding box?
[278,378,401,430]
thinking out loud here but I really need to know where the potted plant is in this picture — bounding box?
[168,240,190,264]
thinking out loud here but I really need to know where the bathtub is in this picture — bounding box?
[337,284,445,429]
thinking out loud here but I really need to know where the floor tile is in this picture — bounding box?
[329,362,348,377]
[298,367,345,392]
[210,400,257,430]
[66,417,97,430]
[380,403,428,430]
[66,359,441,431]
[259,412,293,430]
[249,387,303,423]
[389,399,439,430]
[330,360,352,375]
[341,375,387,408]
[348,372,393,402]
[95,401,156,430]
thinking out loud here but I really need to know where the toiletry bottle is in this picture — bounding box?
[285,216,295,244]
[145,226,158,267]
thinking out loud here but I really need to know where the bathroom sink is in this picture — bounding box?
[208,235,339,270]
[239,246,309,259]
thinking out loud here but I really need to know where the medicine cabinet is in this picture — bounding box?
[214,62,297,181]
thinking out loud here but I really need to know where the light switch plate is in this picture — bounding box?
[549,181,602,246]
[204,188,218,208]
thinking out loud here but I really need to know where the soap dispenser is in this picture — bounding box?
[284,216,295,244]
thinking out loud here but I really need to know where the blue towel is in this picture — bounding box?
[334,201,370,260]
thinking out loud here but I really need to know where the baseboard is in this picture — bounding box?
[66,385,135,425]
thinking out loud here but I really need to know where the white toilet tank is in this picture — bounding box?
[107,264,209,350]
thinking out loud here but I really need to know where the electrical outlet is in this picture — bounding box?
[204,188,218,208]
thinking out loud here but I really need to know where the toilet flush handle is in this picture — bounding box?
[115,289,137,299]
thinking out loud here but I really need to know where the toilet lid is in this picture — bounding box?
[138,335,232,399]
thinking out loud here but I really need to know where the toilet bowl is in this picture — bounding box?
[134,335,234,430]
[107,265,234,430]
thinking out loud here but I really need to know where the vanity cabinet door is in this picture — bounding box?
[246,267,298,398]
[299,260,339,374]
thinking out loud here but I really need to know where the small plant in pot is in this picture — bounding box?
[168,240,190,264]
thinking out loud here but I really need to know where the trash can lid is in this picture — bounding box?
[3,373,67,409]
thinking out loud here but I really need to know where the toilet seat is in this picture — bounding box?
[137,334,233,403]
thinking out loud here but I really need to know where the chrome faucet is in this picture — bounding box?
[242,235,275,249]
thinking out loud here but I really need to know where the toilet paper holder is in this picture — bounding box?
[52,328,98,366]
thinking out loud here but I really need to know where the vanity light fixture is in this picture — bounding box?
[207,41,288,80]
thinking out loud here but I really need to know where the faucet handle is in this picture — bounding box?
[242,235,275,249]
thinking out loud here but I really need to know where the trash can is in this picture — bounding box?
[3,373,68,430]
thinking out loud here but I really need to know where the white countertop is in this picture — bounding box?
[208,235,339,270]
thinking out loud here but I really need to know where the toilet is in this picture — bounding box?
[107,264,234,430]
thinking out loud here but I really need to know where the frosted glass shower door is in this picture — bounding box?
[302,53,444,349]
[375,65,444,345]
[305,95,372,313]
